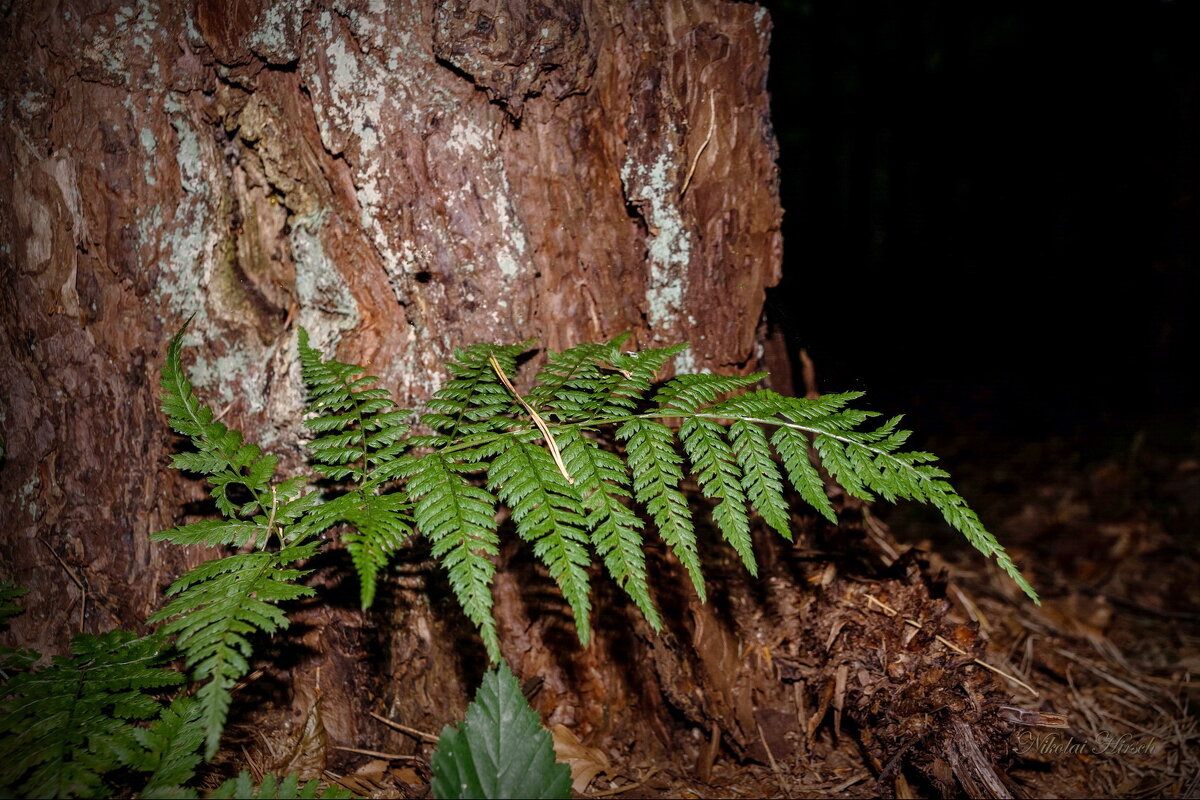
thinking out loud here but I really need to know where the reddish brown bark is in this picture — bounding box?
[1,0,784,771]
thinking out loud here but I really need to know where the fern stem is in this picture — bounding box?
[694,413,919,478]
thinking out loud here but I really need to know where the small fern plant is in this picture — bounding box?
[296,330,1037,662]
[0,580,348,799]
[150,328,323,759]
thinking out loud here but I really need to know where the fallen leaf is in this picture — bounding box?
[550,723,610,793]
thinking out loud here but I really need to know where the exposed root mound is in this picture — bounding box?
[795,575,1023,798]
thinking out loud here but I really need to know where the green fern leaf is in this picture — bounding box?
[712,393,1039,602]
[147,545,316,759]
[487,438,593,645]
[729,421,792,540]
[0,631,181,799]
[616,419,705,600]
[415,342,531,447]
[161,328,277,518]
[298,329,415,608]
[132,696,205,798]
[0,580,28,627]
[655,372,765,414]
[769,426,838,524]
[298,328,410,485]
[558,429,660,630]
[0,582,37,677]
[151,520,264,549]
[403,453,502,661]
[679,417,756,575]
[813,434,873,500]
[582,341,687,420]
[206,771,350,799]
[525,341,609,420]
[337,492,414,609]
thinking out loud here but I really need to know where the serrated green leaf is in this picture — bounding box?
[431,663,571,800]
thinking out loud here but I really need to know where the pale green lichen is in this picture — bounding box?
[184,341,263,410]
[139,127,156,156]
[672,348,709,376]
[621,149,692,338]
[139,126,158,185]
[311,10,397,277]
[90,0,162,89]
[19,474,40,519]
[309,3,493,290]
[149,96,220,328]
[441,118,526,280]
[290,209,359,352]
[247,3,300,61]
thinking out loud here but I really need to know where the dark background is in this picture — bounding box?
[762,0,1198,450]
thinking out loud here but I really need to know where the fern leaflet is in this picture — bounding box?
[207,771,350,799]
[298,328,414,608]
[617,418,706,601]
[0,631,182,799]
[680,417,757,575]
[130,697,205,798]
[409,341,531,450]
[402,452,503,661]
[730,420,793,540]
[558,428,660,629]
[487,437,593,644]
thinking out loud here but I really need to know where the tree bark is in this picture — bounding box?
[1,0,785,775]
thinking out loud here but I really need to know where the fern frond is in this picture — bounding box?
[207,771,350,799]
[413,341,532,448]
[153,325,1038,695]
[147,544,316,759]
[131,696,205,798]
[679,418,756,575]
[403,453,502,661]
[0,631,181,799]
[558,429,660,629]
[161,328,278,518]
[616,419,705,600]
[298,329,415,608]
[156,331,321,760]
[487,438,593,644]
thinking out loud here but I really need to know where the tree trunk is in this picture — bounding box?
[2,0,787,778]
